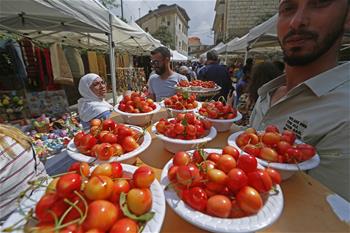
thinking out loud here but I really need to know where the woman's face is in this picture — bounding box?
[90,77,107,99]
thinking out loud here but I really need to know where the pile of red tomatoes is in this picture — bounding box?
[155,112,212,140]
[177,80,217,89]
[198,101,238,119]
[236,125,316,163]
[118,92,157,113]
[166,146,281,218]
[73,119,140,160]
[163,92,198,110]
[33,162,155,232]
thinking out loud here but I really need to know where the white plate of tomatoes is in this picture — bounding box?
[160,148,284,233]
[67,125,152,164]
[227,131,320,178]
[2,163,166,233]
[151,117,217,153]
[114,102,161,126]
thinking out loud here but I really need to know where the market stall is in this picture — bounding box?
[1,114,348,232]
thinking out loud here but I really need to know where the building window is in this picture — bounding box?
[167,21,170,26]
[178,23,181,31]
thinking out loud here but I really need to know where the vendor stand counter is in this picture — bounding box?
[44,111,349,232]
[111,111,350,233]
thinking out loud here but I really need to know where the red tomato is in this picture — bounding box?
[121,136,139,152]
[236,186,263,215]
[230,199,246,218]
[90,119,102,127]
[35,194,67,223]
[109,179,131,204]
[74,132,85,147]
[265,168,282,185]
[68,162,90,177]
[262,132,281,146]
[83,200,119,231]
[222,146,240,160]
[265,124,280,133]
[110,162,123,178]
[84,175,113,200]
[110,218,139,233]
[173,151,191,166]
[216,154,236,173]
[176,164,201,187]
[260,147,278,162]
[133,166,155,188]
[183,187,208,212]
[296,144,316,161]
[101,133,118,144]
[237,154,258,173]
[56,173,82,199]
[206,195,232,218]
[243,144,261,158]
[227,168,248,193]
[247,170,273,193]
[102,119,117,131]
[191,149,205,164]
[127,188,152,216]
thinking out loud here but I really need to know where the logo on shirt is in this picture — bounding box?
[284,116,308,139]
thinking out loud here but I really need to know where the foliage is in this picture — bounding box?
[152,26,175,50]
[99,0,119,9]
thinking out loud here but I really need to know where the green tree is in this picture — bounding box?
[99,0,119,9]
[152,26,174,50]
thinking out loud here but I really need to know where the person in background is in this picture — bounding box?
[236,62,282,126]
[0,124,47,220]
[195,55,206,76]
[147,47,188,102]
[198,50,233,100]
[235,64,252,106]
[78,73,113,130]
[250,0,350,200]
[179,65,197,81]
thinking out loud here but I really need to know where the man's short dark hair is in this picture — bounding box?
[206,50,218,61]
[151,46,171,58]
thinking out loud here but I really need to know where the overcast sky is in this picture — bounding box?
[111,0,216,45]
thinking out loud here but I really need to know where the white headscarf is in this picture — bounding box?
[77,73,113,122]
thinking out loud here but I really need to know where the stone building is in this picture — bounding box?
[136,4,190,55]
[188,36,212,58]
[213,0,279,44]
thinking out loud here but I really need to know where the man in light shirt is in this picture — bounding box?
[250,0,350,200]
[147,47,187,102]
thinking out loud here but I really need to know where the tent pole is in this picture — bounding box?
[244,48,249,65]
[108,13,117,105]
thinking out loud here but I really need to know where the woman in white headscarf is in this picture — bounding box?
[78,73,113,130]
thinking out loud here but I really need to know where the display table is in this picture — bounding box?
[44,113,349,232]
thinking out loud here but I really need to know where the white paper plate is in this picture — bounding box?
[160,100,201,113]
[151,119,217,153]
[227,131,321,171]
[160,148,284,233]
[2,164,166,233]
[67,125,151,164]
[114,102,161,126]
[114,102,161,116]
[196,111,243,132]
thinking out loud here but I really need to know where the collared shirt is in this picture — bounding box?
[250,62,350,201]
[148,72,188,102]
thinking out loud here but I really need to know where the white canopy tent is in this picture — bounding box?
[199,41,227,58]
[0,0,120,103]
[0,0,162,103]
[170,49,188,61]
[217,14,278,56]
